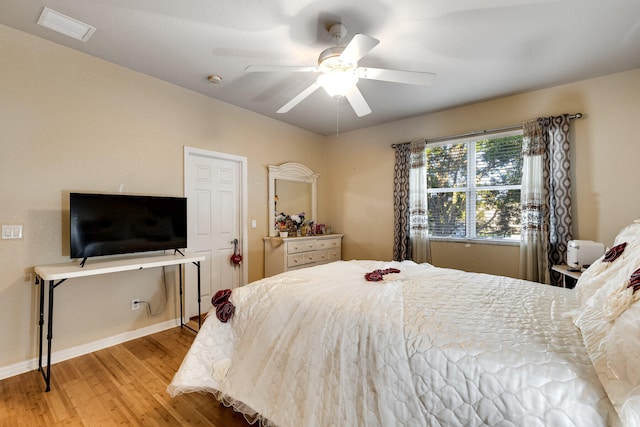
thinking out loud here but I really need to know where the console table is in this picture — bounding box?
[34,252,204,392]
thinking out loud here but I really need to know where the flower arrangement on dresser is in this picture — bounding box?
[275,212,314,237]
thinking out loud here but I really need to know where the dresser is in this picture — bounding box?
[263,234,344,277]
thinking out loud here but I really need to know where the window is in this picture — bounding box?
[425,130,523,241]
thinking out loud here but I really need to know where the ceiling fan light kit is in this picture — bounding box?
[317,70,359,97]
[245,22,436,118]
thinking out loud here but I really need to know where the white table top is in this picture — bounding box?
[35,252,205,281]
[551,264,582,280]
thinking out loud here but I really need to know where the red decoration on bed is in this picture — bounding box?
[211,289,235,322]
[603,242,627,263]
[627,268,640,293]
[365,268,401,282]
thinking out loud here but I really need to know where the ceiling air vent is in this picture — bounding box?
[37,7,96,42]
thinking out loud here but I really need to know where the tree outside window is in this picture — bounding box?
[426,131,523,241]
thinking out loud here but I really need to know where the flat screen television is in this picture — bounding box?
[70,192,187,263]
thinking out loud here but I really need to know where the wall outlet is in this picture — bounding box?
[131,299,140,310]
[2,225,23,239]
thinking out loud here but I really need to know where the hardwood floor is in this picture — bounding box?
[0,327,252,426]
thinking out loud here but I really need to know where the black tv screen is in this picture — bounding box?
[70,193,187,260]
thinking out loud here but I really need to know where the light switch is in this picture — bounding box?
[251,219,257,229]
[2,225,23,239]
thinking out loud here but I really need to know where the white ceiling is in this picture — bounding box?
[2,0,639,135]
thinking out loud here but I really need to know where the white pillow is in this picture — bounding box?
[575,222,640,306]
[573,222,640,425]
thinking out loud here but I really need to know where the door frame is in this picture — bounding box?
[183,146,249,315]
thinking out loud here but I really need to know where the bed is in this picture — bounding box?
[168,222,640,427]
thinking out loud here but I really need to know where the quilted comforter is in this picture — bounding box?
[168,260,619,426]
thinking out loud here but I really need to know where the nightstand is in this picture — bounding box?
[552,264,582,289]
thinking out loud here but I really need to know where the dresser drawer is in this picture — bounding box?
[287,240,317,254]
[287,251,316,268]
[264,234,343,277]
[314,249,329,263]
[317,238,341,250]
[327,248,341,261]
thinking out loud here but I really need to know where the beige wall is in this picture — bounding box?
[2,20,639,372]
[0,25,325,368]
[326,68,640,277]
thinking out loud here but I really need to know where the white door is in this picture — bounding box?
[184,147,247,322]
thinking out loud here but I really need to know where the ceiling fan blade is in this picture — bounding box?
[345,85,372,117]
[340,34,380,64]
[277,82,321,114]
[245,65,320,73]
[357,67,436,86]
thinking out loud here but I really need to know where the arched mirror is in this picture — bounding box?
[268,163,318,237]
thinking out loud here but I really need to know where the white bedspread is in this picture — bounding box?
[168,260,618,426]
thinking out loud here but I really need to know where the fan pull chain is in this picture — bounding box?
[336,97,340,138]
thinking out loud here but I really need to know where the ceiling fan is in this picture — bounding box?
[245,23,436,117]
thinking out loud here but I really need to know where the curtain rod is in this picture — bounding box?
[391,113,583,148]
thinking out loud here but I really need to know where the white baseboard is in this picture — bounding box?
[0,318,181,381]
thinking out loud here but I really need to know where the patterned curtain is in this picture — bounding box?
[409,140,431,263]
[520,115,572,285]
[393,143,411,260]
[393,140,432,263]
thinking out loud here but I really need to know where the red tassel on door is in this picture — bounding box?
[230,238,242,266]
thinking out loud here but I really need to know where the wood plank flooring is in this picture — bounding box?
[0,327,252,426]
